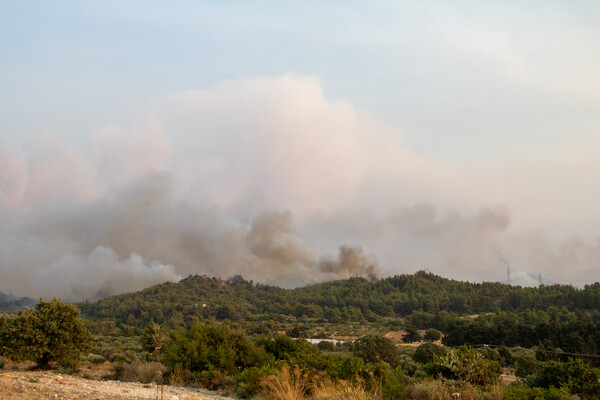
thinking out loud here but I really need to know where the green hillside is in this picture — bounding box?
[78,271,600,329]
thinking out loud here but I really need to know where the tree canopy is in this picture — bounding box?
[0,298,92,368]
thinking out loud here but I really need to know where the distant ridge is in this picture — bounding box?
[77,271,600,329]
[0,291,36,312]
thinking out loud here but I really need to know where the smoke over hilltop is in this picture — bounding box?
[1,75,598,299]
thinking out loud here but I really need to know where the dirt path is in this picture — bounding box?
[0,370,235,400]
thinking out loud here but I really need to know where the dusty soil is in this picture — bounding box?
[0,370,235,400]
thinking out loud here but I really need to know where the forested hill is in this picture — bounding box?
[0,291,36,313]
[78,271,600,329]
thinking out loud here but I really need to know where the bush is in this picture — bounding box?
[527,359,600,398]
[353,335,401,367]
[165,322,272,379]
[413,343,447,364]
[236,365,276,399]
[382,366,406,399]
[87,354,107,364]
[504,383,571,400]
[515,354,538,378]
[424,329,442,342]
[135,362,166,384]
[108,353,128,363]
[317,341,336,352]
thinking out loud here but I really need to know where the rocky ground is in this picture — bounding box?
[0,370,235,400]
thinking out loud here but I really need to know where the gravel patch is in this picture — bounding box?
[0,370,235,400]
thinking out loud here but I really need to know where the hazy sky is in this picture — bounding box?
[1,1,599,299]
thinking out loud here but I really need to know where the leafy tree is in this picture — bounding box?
[0,298,92,368]
[141,322,171,362]
[165,322,272,382]
[353,335,401,367]
[427,346,501,386]
[527,359,600,399]
[402,326,421,343]
[413,342,447,364]
[424,328,442,342]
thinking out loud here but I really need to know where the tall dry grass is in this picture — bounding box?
[259,365,380,400]
[312,378,379,400]
[405,379,504,400]
[260,365,311,400]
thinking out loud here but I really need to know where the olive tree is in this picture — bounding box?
[0,298,92,368]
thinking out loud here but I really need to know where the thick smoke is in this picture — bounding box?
[319,246,379,281]
[1,75,598,299]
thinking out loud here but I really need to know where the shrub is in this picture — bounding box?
[87,354,107,364]
[236,365,276,399]
[166,322,272,378]
[317,341,336,352]
[527,358,600,398]
[353,335,401,367]
[424,329,442,342]
[382,366,406,400]
[504,383,571,400]
[413,343,447,364]
[108,353,128,363]
[135,362,166,384]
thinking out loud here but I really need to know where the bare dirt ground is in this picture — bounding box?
[0,370,235,400]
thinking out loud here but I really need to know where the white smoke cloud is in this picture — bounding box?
[33,246,180,300]
[0,74,598,299]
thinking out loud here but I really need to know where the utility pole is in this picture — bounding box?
[538,273,542,287]
[507,265,511,284]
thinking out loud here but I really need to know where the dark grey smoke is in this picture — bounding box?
[319,245,379,281]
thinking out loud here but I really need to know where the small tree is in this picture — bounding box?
[402,326,421,343]
[424,328,442,342]
[413,342,447,364]
[0,298,92,368]
[353,335,401,367]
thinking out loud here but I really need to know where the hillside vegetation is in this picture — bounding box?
[3,272,600,399]
[78,270,600,329]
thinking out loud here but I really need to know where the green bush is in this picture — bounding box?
[236,365,276,399]
[382,366,406,399]
[413,343,447,364]
[108,353,128,363]
[527,359,600,399]
[504,383,571,400]
[87,354,106,364]
[424,329,442,342]
[165,322,273,379]
[353,335,401,367]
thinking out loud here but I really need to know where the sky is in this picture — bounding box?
[1,1,599,299]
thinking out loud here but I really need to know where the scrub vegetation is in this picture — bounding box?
[1,272,600,399]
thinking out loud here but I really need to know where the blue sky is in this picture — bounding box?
[1,1,599,298]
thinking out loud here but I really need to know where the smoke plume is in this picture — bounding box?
[1,75,598,300]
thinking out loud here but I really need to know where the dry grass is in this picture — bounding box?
[312,378,379,400]
[406,379,504,400]
[260,365,311,400]
[260,365,380,400]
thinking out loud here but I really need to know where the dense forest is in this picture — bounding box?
[78,270,600,329]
